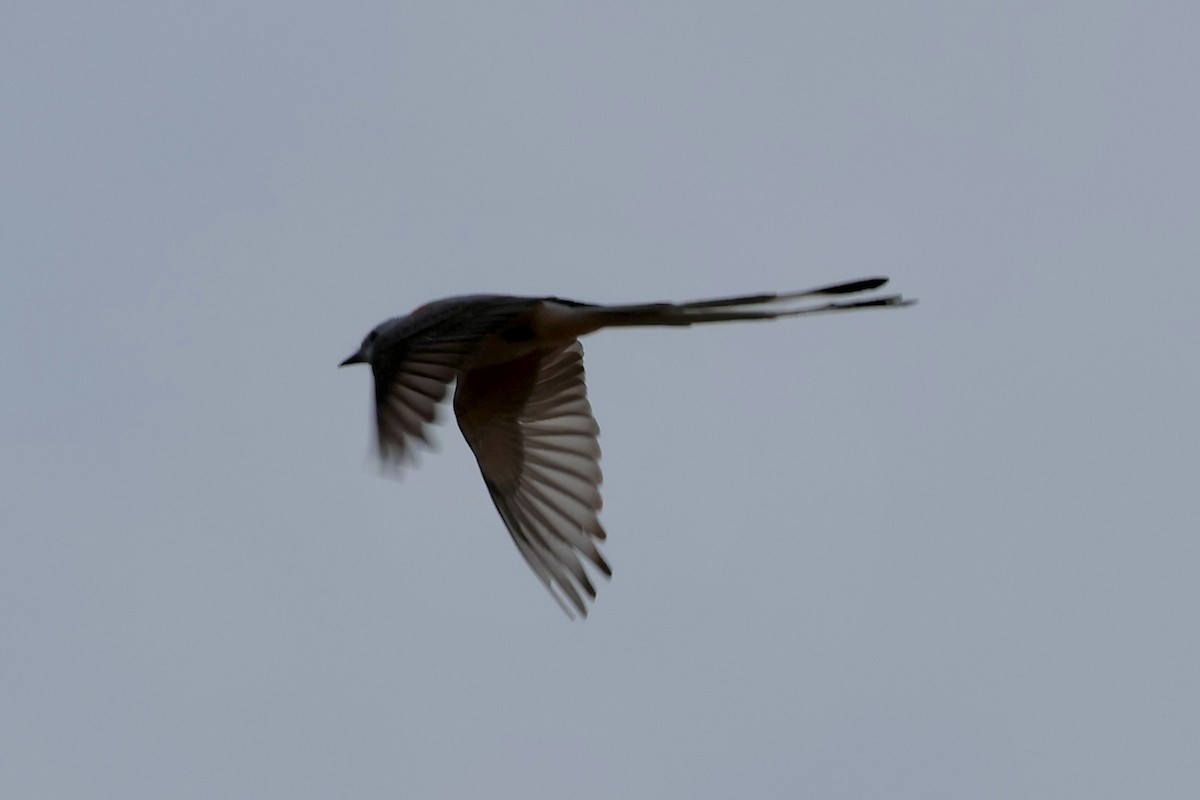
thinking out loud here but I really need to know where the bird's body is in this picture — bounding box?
[341,277,912,617]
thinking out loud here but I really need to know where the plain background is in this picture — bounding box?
[3,2,1198,798]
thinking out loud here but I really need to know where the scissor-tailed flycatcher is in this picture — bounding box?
[341,276,913,617]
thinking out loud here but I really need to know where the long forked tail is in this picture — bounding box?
[589,276,915,328]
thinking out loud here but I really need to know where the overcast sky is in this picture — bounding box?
[3,2,1198,798]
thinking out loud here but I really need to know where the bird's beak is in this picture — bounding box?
[339,351,366,367]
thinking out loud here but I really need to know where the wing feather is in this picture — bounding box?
[454,341,609,617]
[369,298,538,466]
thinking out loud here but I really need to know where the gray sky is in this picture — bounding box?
[3,2,1198,798]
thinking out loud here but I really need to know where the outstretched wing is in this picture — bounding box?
[454,341,610,617]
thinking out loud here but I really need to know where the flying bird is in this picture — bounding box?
[340,276,913,617]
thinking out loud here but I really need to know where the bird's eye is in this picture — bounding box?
[366,331,378,343]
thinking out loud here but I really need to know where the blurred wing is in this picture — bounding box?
[372,339,469,466]
[454,341,610,617]
[371,297,539,467]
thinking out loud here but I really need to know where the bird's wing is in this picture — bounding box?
[454,340,610,617]
[372,337,469,466]
[370,298,536,467]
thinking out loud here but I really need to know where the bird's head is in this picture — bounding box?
[340,315,414,367]
[339,327,380,367]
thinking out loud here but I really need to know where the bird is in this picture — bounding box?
[340,276,913,617]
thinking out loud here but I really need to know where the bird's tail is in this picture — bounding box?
[586,277,914,328]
